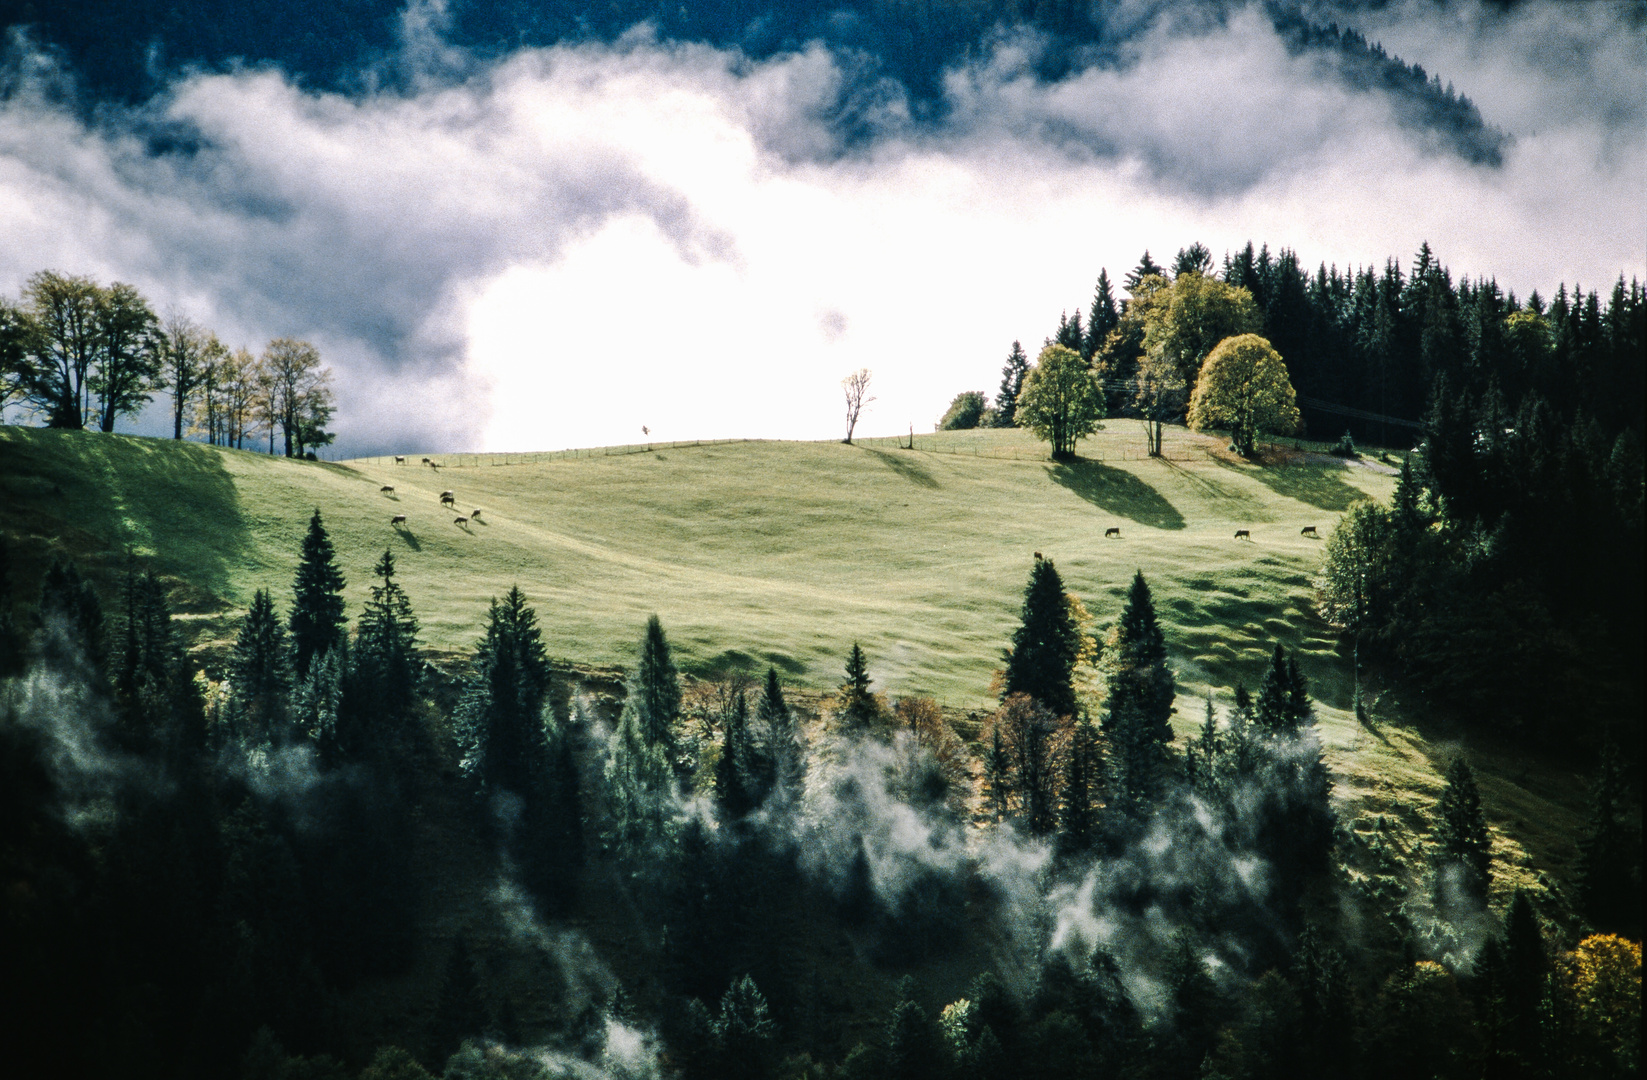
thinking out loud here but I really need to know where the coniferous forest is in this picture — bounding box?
[2,227,1643,1080]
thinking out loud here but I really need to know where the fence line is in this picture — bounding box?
[350,432,1227,469]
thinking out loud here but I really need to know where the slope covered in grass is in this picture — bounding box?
[0,420,1599,953]
[2,423,1391,703]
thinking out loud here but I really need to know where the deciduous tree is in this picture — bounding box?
[89,282,160,432]
[842,368,873,444]
[1016,344,1104,461]
[1187,333,1300,457]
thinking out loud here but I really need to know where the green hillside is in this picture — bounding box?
[0,421,1590,916]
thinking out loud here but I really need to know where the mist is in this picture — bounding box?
[0,0,1640,456]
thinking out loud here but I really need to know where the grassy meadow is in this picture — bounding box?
[0,420,1588,919]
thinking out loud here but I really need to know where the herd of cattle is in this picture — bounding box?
[373,457,1321,540]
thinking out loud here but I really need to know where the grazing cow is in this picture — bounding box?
[380,485,395,493]
[470,508,482,518]
[1301,525,1318,537]
[394,456,405,465]
[421,457,431,465]
[454,516,469,527]
[1033,551,1042,560]
[391,514,407,525]
[1105,527,1120,538]
[440,491,455,507]
[1234,529,1251,540]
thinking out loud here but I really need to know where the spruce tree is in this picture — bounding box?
[40,559,106,671]
[230,588,293,740]
[715,975,779,1080]
[1004,558,1082,718]
[715,688,755,819]
[1102,571,1175,814]
[1059,718,1102,855]
[621,614,681,767]
[342,549,420,757]
[604,701,674,852]
[995,341,1029,428]
[1085,269,1119,359]
[1499,889,1549,1069]
[470,586,552,795]
[289,508,346,679]
[1254,644,1293,733]
[758,667,804,804]
[837,643,882,735]
[1434,756,1492,897]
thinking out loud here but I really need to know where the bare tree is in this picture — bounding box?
[841,367,873,444]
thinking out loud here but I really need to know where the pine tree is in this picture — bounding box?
[715,975,778,1080]
[995,341,1029,428]
[1054,309,1084,353]
[230,588,293,740]
[604,700,675,852]
[1004,557,1082,717]
[758,667,804,804]
[1059,718,1102,854]
[1102,571,1175,814]
[1124,250,1166,293]
[289,508,346,679]
[340,549,420,758]
[621,615,681,767]
[1434,756,1492,897]
[1254,643,1294,733]
[837,643,882,735]
[715,688,755,818]
[1499,889,1549,1070]
[470,586,552,796]
[1186,696,1219,793]
[1085,270,1119,359]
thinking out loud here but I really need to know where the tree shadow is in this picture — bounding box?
[1046,459,1186,530]
[394,526,422,552]
[860,447,940,489]
[1214,456,1366,512]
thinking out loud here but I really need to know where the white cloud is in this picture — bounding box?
[0,2,1640,455]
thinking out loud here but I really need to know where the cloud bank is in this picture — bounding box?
[0,0,1640,456]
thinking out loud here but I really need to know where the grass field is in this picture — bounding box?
[0,421,1588,920]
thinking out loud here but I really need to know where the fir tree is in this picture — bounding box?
[1124,250,1166,293]
[1059,718,1102,855]
[1102,571,1175,814]
[1085,269,1119,359]
[715,688,755,819]
[289,508,346,679]
[1254,643,1300,733]
[1499,889,1550,1070]
[1434,756,1492,898]
[340,549,420,758]
[1004,557,1082,718]
[995,341,1029,427]
[837,643,882,735]
[469,586,552,796]
[715,975,779,1080]
[40,559,106,672]
[230,588,293,740]
[621,615,681,767]
[758,666,804,804]
[1054,309,1084,353]
[604,699,675,852]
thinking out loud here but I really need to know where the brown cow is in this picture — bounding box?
[454,516,469,527]
[440,491,455,507]
[1234,529,1251,540]
[1301,525,1318,537]
[394,456,406,465]
[391,514,407,525]
[380,485,395,494]
[1104,527,1120,538]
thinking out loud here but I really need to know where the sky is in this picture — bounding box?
[0,0,1642,457]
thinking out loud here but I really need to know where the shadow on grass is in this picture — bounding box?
[861,447,940,489]
[394,526,422,552]
[1214,455,1366,512]
[1046,458,1185,530]
[0,430,250,607]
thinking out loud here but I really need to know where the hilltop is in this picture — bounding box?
[0,421,1590,916]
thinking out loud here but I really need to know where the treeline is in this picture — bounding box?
[947,241,1646,755]
[0,269,336,456]
[2,521,1640,1079]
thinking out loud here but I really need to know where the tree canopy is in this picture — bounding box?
[1186,334,1300,457]
[1015,344,1104,461]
